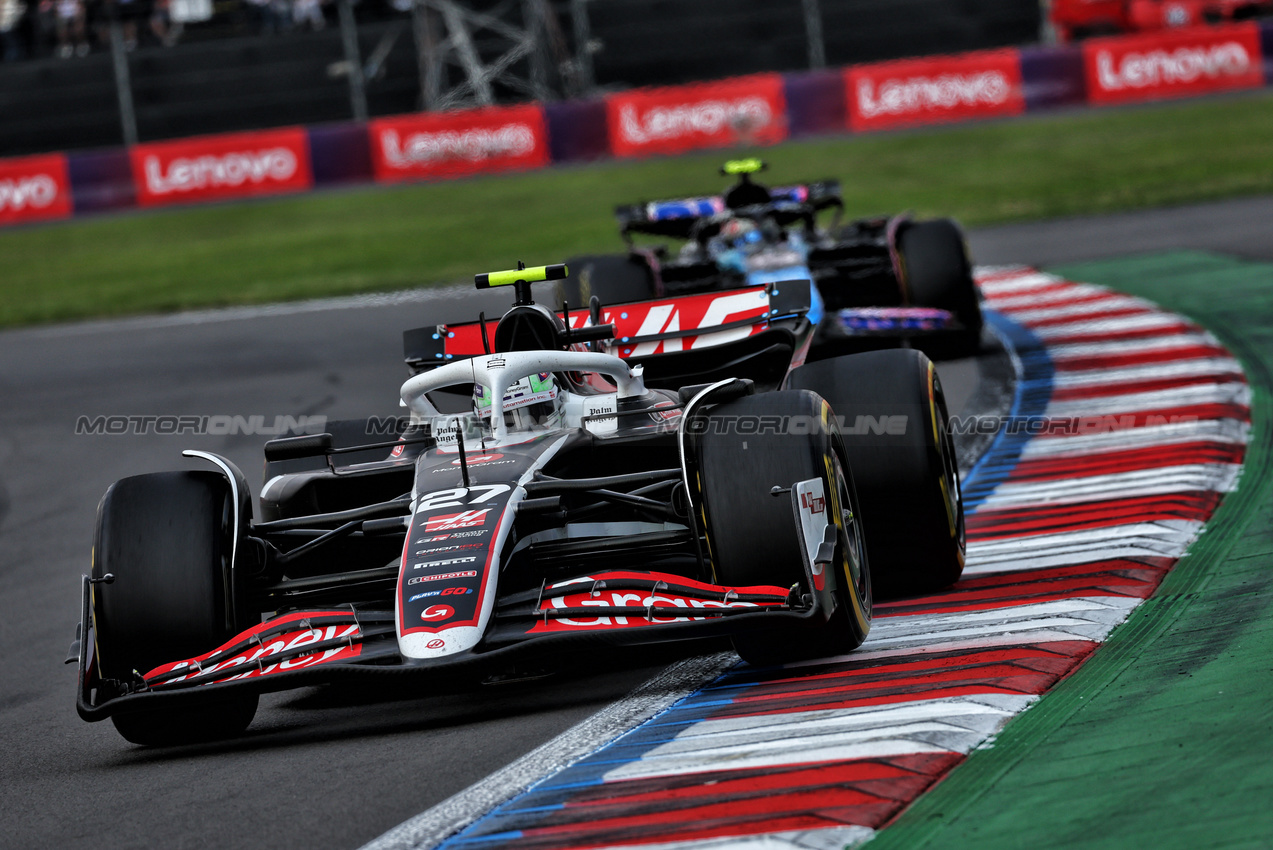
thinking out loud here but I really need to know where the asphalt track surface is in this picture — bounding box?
[1,194,1270,850]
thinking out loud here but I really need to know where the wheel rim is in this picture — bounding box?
[829,452,869,617]
[935,396,966,554]
[930,375,965,555]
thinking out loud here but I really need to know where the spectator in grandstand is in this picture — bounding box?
[149,0,174,45]
[291,0,323,30]
[54,0,88,55]
[246,0,289,35]
[37,0,55,53]
[0,0,26,61]
[108,0,144,48]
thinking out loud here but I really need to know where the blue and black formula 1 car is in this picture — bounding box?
[558,159,984,361]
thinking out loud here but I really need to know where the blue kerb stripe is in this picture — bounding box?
[438,306,1049,847]
[960,309,1054,512]
[449,829,524,845]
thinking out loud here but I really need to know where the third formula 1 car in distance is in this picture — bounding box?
[557,158,983,361]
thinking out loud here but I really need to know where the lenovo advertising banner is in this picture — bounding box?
[131,128,313,207]
[0,153,73,225]
[369,105,551,182]
[606,74,788,158]
[1083,24,1264,105]
[846,49,1026,132]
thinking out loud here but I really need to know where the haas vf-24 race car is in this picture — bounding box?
[72,263,963,746]
[559,159,983,360]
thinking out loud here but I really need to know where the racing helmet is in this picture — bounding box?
[473,372,564,432]
[717,217,764,254]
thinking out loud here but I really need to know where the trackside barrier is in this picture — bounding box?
[130,127,314,208]
[1080,22,1265,105]
[3,19,1271,228]
[603,73,789,158]
[0,153,74,225]
[843,49,1027,133]
[368,104,551,183]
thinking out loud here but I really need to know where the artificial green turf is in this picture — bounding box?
[4,90,1273,327]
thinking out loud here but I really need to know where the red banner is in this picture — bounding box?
[0,153,73,225]
[606,74,787,158]
[369,105,551,182]
[131,128,313,207]
[1083,24,1264,105]
[846,50,1025,132]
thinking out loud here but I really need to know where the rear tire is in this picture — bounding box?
[787,349,965,597]
[898,219,982,360]
[557,254,656,309]
[93,470,258,745]
[696,391,871,665]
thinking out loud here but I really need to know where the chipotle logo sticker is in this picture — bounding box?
[846,50,1024,132]
[131,128,313,206]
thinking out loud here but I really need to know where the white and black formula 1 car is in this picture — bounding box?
[558,158,983,360]
[72,262,963,746]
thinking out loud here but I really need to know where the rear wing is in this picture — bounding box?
[616,180,844,240]
[403,280,814,370]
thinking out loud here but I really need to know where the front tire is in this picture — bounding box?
[787,349,965,597]
[696,391,871,665]
[93,470,258,745]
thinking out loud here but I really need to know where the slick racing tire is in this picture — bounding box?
[696,391,871,666]
[787,349,965,597]
[93,471,258,745]
[557,254,656,309]
[898,219,983,360]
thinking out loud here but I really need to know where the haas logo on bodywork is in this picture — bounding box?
[424,510,489,532]
[608,290,771,357]
[402,484,513,635]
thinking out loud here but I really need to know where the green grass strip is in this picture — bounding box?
[4,92,1273,328]
[863,251,1273,850]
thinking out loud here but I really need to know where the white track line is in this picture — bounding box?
[11,283,473,339]
[598,696,1036,782]
[358,652,739,850]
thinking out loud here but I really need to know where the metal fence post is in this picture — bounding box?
[569,0,594,92]
[109,18,139,146]
[801,0,826,70]
[339,0,369,122]
[412,0,435,110]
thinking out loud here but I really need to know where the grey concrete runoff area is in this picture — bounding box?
[0,195,1269,850]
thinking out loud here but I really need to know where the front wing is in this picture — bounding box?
[74,565,826,721]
